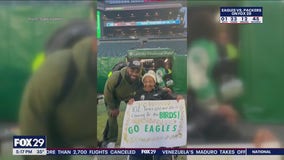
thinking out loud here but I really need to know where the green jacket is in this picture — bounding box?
[104,67,141,110]
[187,39,218,108]
[19,37,97,149]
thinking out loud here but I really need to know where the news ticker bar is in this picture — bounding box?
[13,148,284,156]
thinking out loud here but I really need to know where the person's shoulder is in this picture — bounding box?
[112,68,124,77]
[156,67,165,71]
[41,49,71,71]
[107,69,123,83]
[157,87,169,95]
[48,48,71,57]
[136,87,145,94]
[73,37,93,51]
[134,88,145,99]
[71,37,93,58]
[190,39,217,50]
[189,39,219,58]
[117,67,127,77]
[27,50,72,90]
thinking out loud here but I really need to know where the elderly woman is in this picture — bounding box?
[128,70,183,160]
[129,70,183,103]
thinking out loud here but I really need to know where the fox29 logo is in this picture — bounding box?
[13,136,46,148]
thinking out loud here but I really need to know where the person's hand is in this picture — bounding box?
[108,108,119,117]
[217,104,238,125]
[176,95,184,102]
[163,87,172,94]
[253,128,277,148]
[128,98,135,105]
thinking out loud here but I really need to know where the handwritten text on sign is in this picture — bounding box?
[121,100,187,148]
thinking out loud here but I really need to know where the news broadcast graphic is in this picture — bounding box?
[13,136,46,155]
[43,148,284,155]
[120,100,187,148]
[220,7,263,24]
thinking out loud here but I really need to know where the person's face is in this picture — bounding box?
[143,76,155,92]
[127,67,140,82]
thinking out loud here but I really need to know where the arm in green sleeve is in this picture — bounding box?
[103,71,120,110]
[19,52,67,148]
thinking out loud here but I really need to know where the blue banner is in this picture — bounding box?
[247,148,284,155]
[220,7,263,16]
[46,148,284,155]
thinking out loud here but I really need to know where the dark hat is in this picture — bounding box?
[127,59,141,69]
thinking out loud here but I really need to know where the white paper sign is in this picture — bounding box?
[121,99,187,148]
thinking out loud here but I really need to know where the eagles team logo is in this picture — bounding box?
[133,60,140,66]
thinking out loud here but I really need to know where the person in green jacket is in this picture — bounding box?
[19,37,98,160]
[156,59,174,89]
[102,59,142,147]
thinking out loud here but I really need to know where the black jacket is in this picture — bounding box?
[134,86,175,101]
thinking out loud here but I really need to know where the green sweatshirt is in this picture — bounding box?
[104,67,141,110]
[19,37,97,151]
[187,39,218,107]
